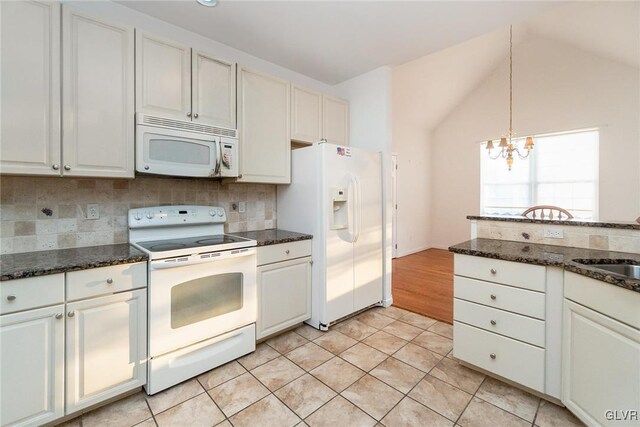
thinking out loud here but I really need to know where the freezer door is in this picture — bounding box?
[322,144,356,323]
[351,148,383,312]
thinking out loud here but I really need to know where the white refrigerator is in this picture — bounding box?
[277,143,383,329]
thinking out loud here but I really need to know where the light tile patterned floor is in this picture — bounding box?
[56,306,585,427]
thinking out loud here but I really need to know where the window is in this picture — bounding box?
[480,129,599,219]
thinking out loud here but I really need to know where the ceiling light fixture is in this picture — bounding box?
[196,0,218,7]
[485,25,534,171]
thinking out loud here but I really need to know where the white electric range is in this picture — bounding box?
[129,205,257,395]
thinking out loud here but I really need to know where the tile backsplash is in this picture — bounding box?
[474,220,640,254]
[0,176,276,255]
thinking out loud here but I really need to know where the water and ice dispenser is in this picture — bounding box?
[331,188,348,230]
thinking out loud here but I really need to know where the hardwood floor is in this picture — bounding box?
[392,248,453,324]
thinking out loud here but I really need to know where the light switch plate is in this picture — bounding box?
[239,202,246,213]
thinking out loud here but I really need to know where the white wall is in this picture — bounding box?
[64,0,334,94]
[429,36,640,248]
[334,67,394,305]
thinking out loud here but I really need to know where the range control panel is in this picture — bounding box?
[128,205,226,228]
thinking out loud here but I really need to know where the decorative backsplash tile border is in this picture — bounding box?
[473,219,640,254]
[0,176,276,255]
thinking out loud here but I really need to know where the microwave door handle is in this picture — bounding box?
[214,139,222,176]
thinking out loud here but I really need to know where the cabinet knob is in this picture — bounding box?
[6,295,16,301]
[490,353,496,359]
[63,165,71,171]
[490,268,497,274]
[106,278,113,284]
[285,249,290,255]
[55,313,63,320]
[187,112,192,117]
[490,320,497,325]
[68,311,75,317]
[490,294,497,300]
[193,113,199,118]
[52,164,60,170]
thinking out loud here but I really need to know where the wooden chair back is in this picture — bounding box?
[521,205,574,220]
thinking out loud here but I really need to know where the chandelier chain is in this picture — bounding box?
[509,25,513,139]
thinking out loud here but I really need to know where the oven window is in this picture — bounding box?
[171,273,243,329]
[148,138,210,165]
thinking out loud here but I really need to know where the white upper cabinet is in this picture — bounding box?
[291,85,322,143]
[291,86,350,146]
[192,51,236,129]
[62,7,134,178]
[322,95,350,146]
[238,67,291,184]
[136,32,191,120]
[0,0,61,175]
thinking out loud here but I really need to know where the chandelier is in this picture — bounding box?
[485,25,534,171]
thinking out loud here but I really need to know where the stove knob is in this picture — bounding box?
[209,209,216,217]
[134,213,142,221]
[146,212,153,219]
[217,208,224,217]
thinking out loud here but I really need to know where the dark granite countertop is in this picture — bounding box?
[230,229,313,246]
[467,215,640,230]
[449,238,640,293]
[0,244,148,281]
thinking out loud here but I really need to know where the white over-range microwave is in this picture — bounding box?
[136,113,239,178]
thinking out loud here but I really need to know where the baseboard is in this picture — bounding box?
[397,245,431,258]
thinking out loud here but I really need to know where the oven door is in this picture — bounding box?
[148,248,257,358]
[136,125,216,177]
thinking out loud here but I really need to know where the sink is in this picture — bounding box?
[573,260,640,280]
[590,264,640,280]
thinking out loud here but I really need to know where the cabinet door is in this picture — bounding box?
[257,257,311,339]
[238,67,291,184]
[192,51,236,129]
[322,95,349,146]
[0,0,61,175]
[62,7,134,178]
[0,305,64,426]
[291,85,322,143]
[562,300,640,427]
[136,32,191,120]
[66,290,147,413]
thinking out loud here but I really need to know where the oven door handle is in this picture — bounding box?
[150,248,256,270]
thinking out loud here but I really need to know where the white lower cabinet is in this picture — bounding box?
[256,241,312,340]
[66,290,147,413]
[0,305,65,427]
[562,272,640,427]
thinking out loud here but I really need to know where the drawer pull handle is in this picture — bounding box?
[285,250,290,255]
[490,269,497,274]
[490,294,497,300]
[490,320,497,325]
[68,311,75,317]
[490,353,496,359]
[55,313,63,320]
[6,295,16,301]
[106,278,113,284]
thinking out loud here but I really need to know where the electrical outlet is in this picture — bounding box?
[544,228,564,239]
[87,204,99,220]
[239,202,246,213]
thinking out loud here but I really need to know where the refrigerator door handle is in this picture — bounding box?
[347,176,356,243]
[353,175,361,243]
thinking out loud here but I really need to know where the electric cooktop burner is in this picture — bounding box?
[136,234,252,253]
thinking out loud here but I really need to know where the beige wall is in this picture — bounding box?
[429,36,640,248]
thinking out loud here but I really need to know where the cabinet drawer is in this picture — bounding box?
[257,240,312,266]
[66,262,147,301]
[454,276,545,320]
[0,274,64,315]
[454,298,545,347]
[454,254,545,292]
[454,322,545,392]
